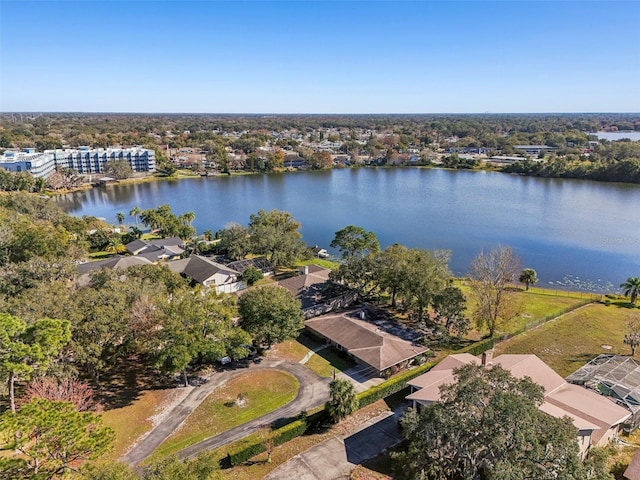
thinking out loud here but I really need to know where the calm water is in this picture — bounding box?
[54,168,640,292]
[592,131,640,141]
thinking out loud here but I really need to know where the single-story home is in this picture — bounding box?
[75,255,153,286]
[406,352,631,458]
[305,309,429,375]
[167,255,245,294]
[125,237,185,259]
[277,265,332,310]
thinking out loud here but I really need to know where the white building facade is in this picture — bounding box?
[47,147,156,174]
[0,149,56,178]
[0,147,156,178]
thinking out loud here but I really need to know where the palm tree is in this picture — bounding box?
[326,379,358,423]
[129,206,142,226]
[519,268,538,291]
[180,211,196,226]
[116,212,125,233]
[105,237,126,255]
[621,277,640,305]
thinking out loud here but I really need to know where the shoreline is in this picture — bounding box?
[44,163,640,197]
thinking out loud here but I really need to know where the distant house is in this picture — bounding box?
[277,264,332,310]
[167,255,245,294]
[310,245,329,258]
[486,155,528,166]
[283,154,307,169]
[125,237,185,260]
[75,255,154,286]
[305,309,429,375]
[514,145,557,157]
[406,353,631,458]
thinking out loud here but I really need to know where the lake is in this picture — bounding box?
[591,131,640,141]
[54,168,640,293]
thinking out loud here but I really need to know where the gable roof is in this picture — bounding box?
[76,255,153,274]
[125,237,184,255]
[277,265,332,309]
[167,255,239,284]
[305,311,428,371]
[492,354,566,395]
[125,239,148,255]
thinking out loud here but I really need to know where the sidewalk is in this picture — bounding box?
[264,406,407,480]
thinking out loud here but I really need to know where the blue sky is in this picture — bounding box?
[1,1,639,113]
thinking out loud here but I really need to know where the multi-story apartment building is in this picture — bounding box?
[0,147,156,178]
[0,148,56,178]
[48,147,156,174]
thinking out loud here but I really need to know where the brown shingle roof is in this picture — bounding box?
[277,265,331,309]
[305,312,428,371]
[625,449,640,479]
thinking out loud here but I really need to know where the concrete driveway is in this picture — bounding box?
[122,359,329,466]
[264,410,405,480]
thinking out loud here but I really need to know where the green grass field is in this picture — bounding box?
[494,302,640,376]
[147,370,299,460]
[454,281,595,338]
[269,335,356,378]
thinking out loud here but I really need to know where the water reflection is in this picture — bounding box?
[53,169,640,291]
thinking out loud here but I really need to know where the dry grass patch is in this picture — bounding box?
[101,388,181,461]
[150,370,299,459]
[268,339,311,363]
[495,302,639,376]
[215,400,392,480]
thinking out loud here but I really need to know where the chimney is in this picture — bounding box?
[481,350,493,367]
[301,265,309,275]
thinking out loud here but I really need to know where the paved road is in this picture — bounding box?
[122,359,330,467]
[264,408,406,480]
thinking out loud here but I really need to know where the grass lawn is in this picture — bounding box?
[499,291,593,335]
[296,258,339,270]
[455,281,594,339]
[268,334,357,378]
[100,388,181,461]
[305,347,356,378]
[269,338,311,363]
[148,370,299,460]
[494,302,640,377]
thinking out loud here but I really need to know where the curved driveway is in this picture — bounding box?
[122,359,330,466]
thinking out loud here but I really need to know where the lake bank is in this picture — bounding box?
[54,168,640,293]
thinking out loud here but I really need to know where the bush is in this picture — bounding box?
[226,417,310,466]
[357,361,437,409]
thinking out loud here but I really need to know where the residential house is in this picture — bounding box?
[75,255,153,286]
[277,264,332,310]
[305,309,429,376]
[167,255,245,294]
[125,237,185,261]
[406,353,631,458]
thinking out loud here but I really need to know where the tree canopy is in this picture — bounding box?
[0,399,114,479]
[330,225,380,259]
[468,246,521,337]
[394,364,600,480]
[237,285,304,348]
[621,277,640,305]
[247,209,308,267]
